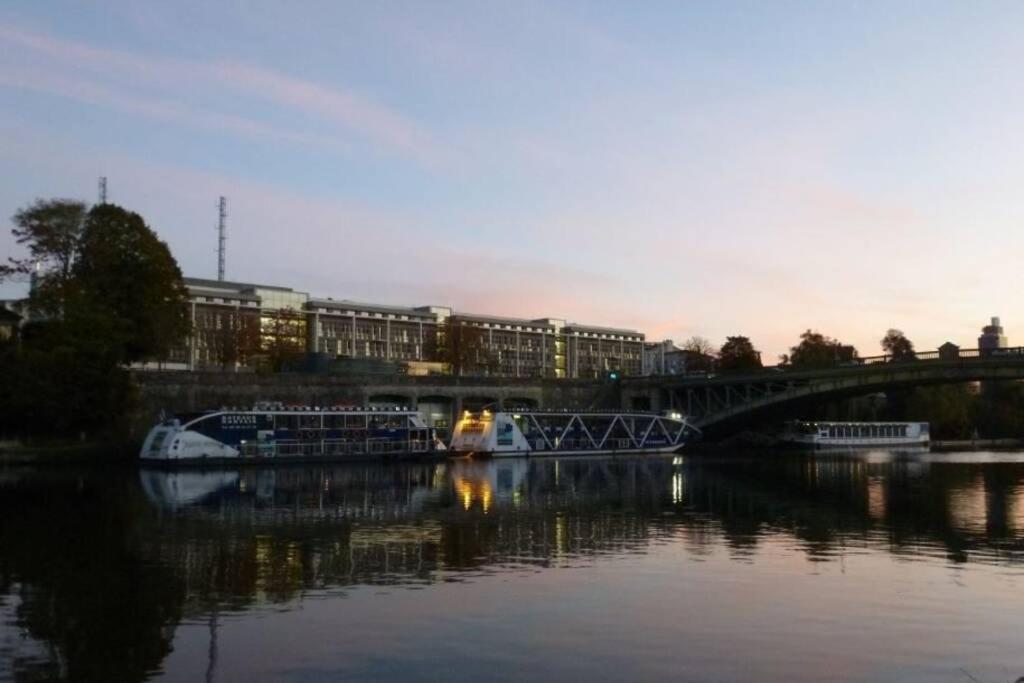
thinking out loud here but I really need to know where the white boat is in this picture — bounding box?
[449,409,695,457]
[781,421,930,449]
[140,405,443,464]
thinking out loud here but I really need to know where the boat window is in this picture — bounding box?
[149,429,169,453]
[345,415,366,428]
[324,414,345,429]
[387,415,405,429]
[278,415,300,432]
[300,414,321,429]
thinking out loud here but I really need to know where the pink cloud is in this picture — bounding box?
[0,24,442,165]
[0,64,349,150]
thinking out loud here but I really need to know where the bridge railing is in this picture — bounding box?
[837,346,1022,367]
[644,346,1024,383]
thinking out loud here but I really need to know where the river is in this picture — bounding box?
[2,451,1023,682]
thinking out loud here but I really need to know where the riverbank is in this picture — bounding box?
[0,439,136,465]
[931,438,1024,451]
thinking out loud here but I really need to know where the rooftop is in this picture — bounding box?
[183,277,297,294]
[308,297,439,318]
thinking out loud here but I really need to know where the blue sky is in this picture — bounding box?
[2,1,1023,359]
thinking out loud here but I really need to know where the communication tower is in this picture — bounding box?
[217,196,227,281]
[98,176,107,204]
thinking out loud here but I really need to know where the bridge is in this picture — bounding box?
[620,347,1024,430]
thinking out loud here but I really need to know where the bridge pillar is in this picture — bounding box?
[649,389,663,414]
[450,396,464,434]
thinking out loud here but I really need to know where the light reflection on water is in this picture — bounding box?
[2,451,1024,682]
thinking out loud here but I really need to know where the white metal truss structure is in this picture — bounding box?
[513,411,694,452]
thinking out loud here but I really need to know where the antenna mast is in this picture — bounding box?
[98,176,107,204]
[217,196,227,281]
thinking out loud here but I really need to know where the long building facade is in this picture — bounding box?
[179,277,644,378]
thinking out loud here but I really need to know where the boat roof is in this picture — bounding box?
[790,420,928,426]
[176,407,421,418]
[466,409,683,418]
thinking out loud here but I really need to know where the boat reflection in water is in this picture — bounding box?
[139,469,242,509]
[3,452,1024,682]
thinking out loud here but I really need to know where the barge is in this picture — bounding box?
[449,409,696,457]
[140,405,444,465]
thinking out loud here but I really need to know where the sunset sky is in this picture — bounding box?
[2,2,1023,360]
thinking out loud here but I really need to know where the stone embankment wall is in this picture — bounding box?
[132,371,613,436]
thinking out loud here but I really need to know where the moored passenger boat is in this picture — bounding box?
[781,421,930,449]
[449,409,695,457]
[140,405,444,464]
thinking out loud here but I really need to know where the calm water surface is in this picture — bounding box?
[3,452,1024,682]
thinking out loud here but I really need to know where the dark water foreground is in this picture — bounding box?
[2,452,1024,683]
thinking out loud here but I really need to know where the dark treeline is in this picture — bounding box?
[0,199,189,441]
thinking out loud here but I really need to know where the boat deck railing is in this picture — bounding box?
[238,436,432,458]
[507,409,683,417]
[533,437,647,452]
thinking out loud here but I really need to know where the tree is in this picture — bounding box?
[681,336,715,357]
[881,328,916,361]
[681,335,716,372]
[2,199,88,314]
[0,198,190,440]
[72,204,190,363]
[260,307,307,371]
[788,330,858,369]
[717,336,762,372]
[434,318,496,376]
[905,385,974,439]
[204,309,261,369]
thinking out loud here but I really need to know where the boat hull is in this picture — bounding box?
[783,437,929,450]
[140,408,442,466]
[453,445,683,458]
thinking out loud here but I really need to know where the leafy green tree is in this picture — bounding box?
[905,385,974,439]
[971,382,1024,438]
[72,204,190,364]
[787,330,858,369]
[1,199,88,314]
[0,317,135,439]
[0,199,189,440]
[881,328,916,361]
[717,336,762,372]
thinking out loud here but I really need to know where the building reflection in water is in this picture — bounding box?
[2,452,1024,681]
